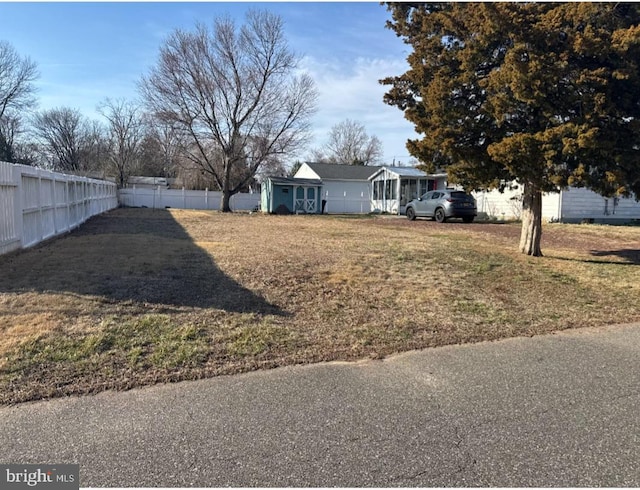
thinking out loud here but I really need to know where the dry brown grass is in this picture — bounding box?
[1,208,639,404]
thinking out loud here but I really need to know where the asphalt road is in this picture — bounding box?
[1,323,640,487]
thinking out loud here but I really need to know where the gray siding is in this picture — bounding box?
[560,187,640,223]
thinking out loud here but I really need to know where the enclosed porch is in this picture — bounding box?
[369,167,448,215]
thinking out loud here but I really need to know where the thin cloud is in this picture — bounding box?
[300,55,415,162]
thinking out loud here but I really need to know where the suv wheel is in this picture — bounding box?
[406,207,416,221]
[434,208,446,223]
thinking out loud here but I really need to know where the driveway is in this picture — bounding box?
[1,323,639,487]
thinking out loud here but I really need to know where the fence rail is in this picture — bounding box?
[0,161,118,255]
[118,186,260,212]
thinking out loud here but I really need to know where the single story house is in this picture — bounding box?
[294,162,448,215]
[473,185,640,224]
[293,162,382,214]
[287,162,638,222]
[369,167,448,215]
[261,176,323,214]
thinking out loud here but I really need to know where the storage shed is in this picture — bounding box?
[261,177,323,214]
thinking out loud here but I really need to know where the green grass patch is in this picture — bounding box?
[224,321,300,357]
[2,315,211,378]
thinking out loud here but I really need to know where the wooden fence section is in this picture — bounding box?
[118,186,260,212]
[0,161,118,255]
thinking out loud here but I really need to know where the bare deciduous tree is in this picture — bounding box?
[140,10,318,211]
[98,98,145,187]
[139,119,186,178]
[315,119,383,166]
[0,113,22,163]
[81,120,110,177]
[0,41,38,164]
[1,114,40,165]
[0,41,38,121]
[32,107,92,172]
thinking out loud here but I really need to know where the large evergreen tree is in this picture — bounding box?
[382,3,640,255]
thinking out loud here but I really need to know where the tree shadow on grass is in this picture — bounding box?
[590,249,640,265]
[546,249,640,266]
[0,208,286,315]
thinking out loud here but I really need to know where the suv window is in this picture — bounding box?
[431,192,441,199]
[450,191,469,199]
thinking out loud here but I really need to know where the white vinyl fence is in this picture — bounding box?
[0,161,118,255]
[118,186,260,211]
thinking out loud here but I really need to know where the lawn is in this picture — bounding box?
[1,208,639,404]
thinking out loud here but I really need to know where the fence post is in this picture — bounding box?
[64,179,68,232]
[12,165,23,249]
[37,169,43,242]
[205,188,208,209]
[183,187,186,208]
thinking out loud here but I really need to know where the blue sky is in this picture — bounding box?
[0,2,417,165]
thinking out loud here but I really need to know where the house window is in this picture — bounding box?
[282,188,289,194]
[374,180,384,200]
[420,179,428,196]
[409,180,418,200]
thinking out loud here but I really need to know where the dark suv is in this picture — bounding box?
[405,190,477,223]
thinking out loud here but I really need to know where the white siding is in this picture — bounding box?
[471,185,640,223]
[542,192,561,221]
[473,187,561,221]
[118,187,260,211]
[321,180,371,214]
[293,163,321,180]
[560,187,640,222]
[473,187,523,219]
[0,161,118,255]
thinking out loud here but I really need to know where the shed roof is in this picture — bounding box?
[268,176,322,186]
[301,162,382,181]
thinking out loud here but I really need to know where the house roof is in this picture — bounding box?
[368,166,447,180]
[268,176,322,186]
[302,162,382,181]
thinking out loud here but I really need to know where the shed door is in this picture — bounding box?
[294,186,317,213]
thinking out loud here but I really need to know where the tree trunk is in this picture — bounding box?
[519,183,543,256]
[118,166,126,189]
[220,156,233,212]
[221,189,232,212]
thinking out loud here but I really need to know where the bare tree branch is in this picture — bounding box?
[0,41,38,122]
[139,9,317,211]
[98,98,146,188]
[32,107,94,172]
[315,119,384,165]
